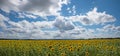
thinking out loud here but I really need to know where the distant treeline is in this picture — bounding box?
[0,37,120,40]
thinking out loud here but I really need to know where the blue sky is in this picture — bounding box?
[0,0,120,39]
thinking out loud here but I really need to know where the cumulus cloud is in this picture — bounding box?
[32,21,54,28]
[8,20,54,30]
[0,19,55,39]
[0,0,21,12]
[0,14,76,39]
[97,24,115,32]
[70,7,116,25]
[53,17,74,32]
[87,8,116,24]
[95,24,120,38]
[0,0,69,17]
[102,24,120,32]
[103,24,115,31]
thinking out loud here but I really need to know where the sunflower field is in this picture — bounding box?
[0,39,120,56]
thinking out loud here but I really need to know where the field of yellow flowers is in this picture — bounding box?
[0,39,120,56]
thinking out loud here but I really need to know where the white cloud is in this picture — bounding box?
[18,12,37,19]
[0,14,9,28]
[115,32,120,37]
[116,26,120,31]
[95,24,120,38]
[69,7,116,25]
[0,0,20,12]
[103,24,115,31]
[1,19,120,39]
[8,20,54,29]
[67,7,72,13]
[8,21,23,28]
[0,32,4,38]
[87,8,116,24]
[0,19,55,39]
[69,15,93,25]
[72,5,76,15]
[32,21,54,28]
[66,5,76,15]
[96,24,115,32]
[102,24,120,32]
[0,14,8,21]
[53,16,75,32]
[0,0,70,17]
